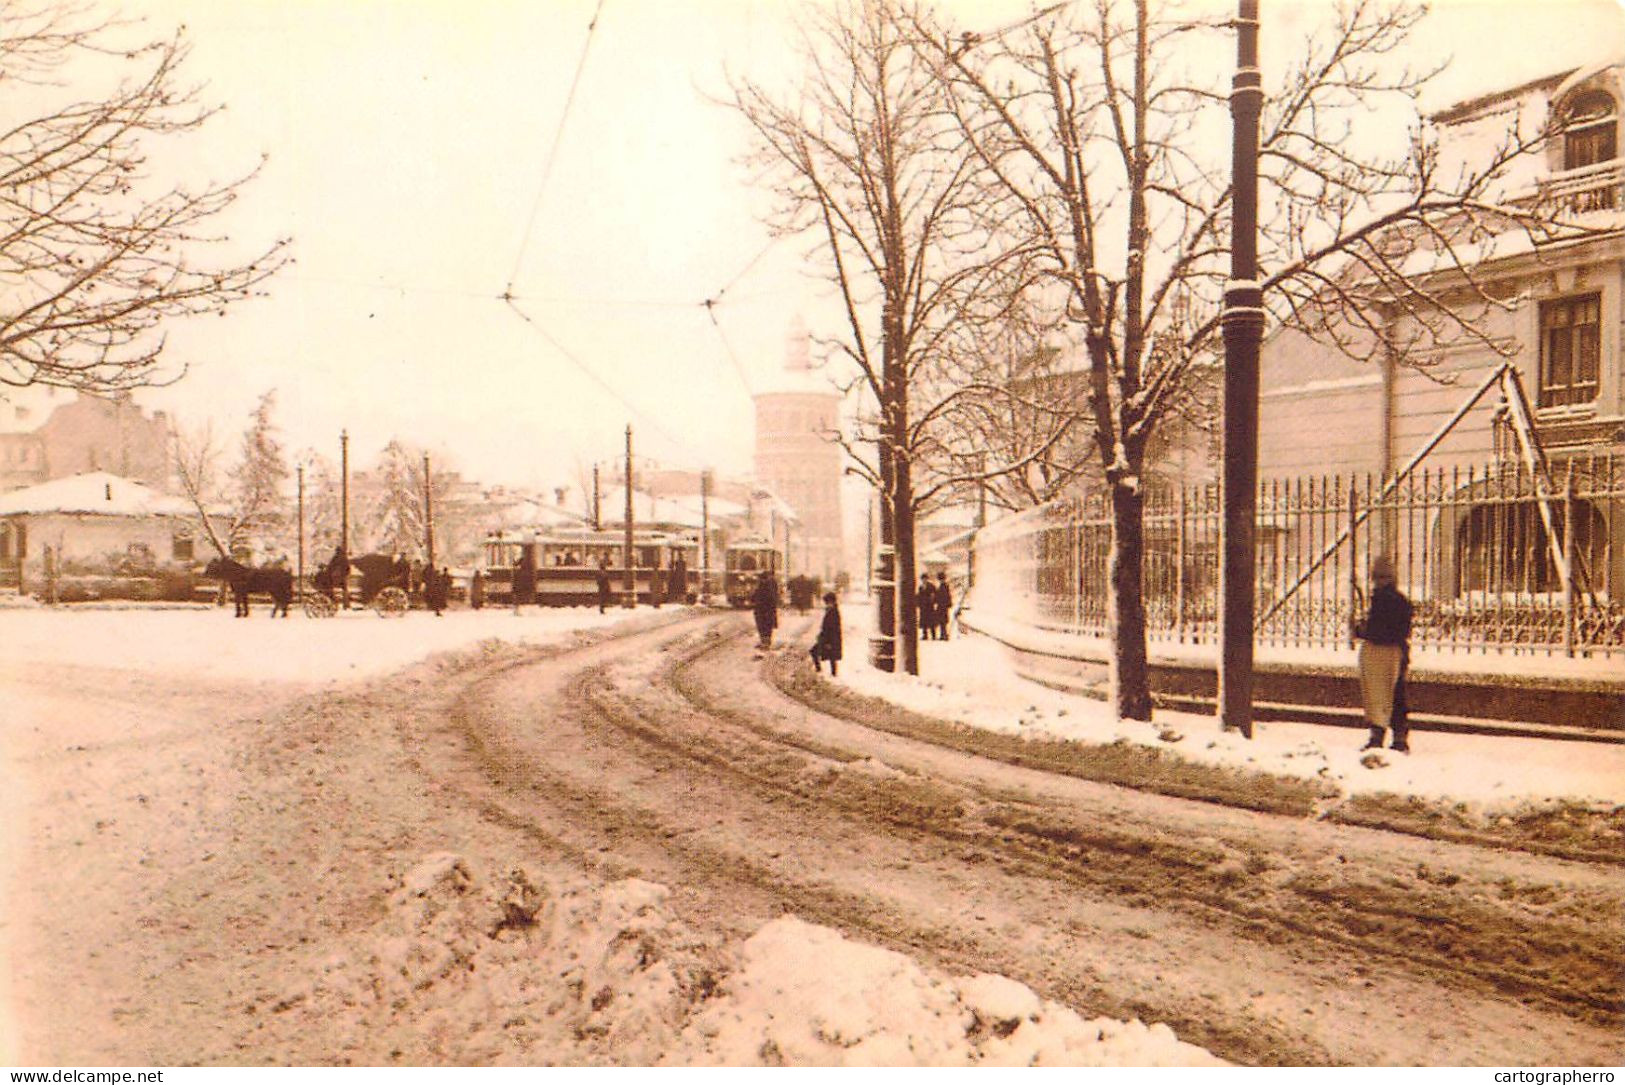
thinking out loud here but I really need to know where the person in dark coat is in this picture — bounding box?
[1352,554,1413,753]
[669,554,688,605]
[810,591,843,676]
[512,545,537,609]
[595,560,612,614]
[934,572,953,641]
[319,546,349,606]
[426,566,450,616]
[917,576,937,640]
[751,572,780,649]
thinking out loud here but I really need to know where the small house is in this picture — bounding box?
[0,471,224,601]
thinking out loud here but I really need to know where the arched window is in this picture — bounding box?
[1564,89,1617,170]
[1455,498,1604,595]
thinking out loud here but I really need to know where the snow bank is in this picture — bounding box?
[0,605,671,685]
[668,915,1223,1067]
[255,856,714,1065]
[833,605,1625,810]
[255,854,1221,1067]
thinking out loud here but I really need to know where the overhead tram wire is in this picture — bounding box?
[697,236,781,397]
[502,295,703,463]
[504,0,610,297]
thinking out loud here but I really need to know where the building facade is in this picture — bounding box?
[1257,59,1625,615]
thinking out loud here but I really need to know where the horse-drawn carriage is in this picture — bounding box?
[306,552,427,618]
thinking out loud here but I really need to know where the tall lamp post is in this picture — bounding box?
[1218,0,1263,739]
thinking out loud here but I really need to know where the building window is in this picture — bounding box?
[1564,90,1617,171]
[172,532,195,562]
[1538,294,1601,408]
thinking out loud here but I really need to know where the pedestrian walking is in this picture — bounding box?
[933,572,953,641]
[595,560,612,614]
[810,591,843,676]
[1352,554,1413,753]
[470,569,485,610]
[751,571,780,650]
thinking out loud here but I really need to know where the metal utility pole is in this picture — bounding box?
[340,429,351,610]
[623,425,635,607]
[1218,0,1263,739]
[296,463,305,606]
[592,464,601,531]
[422,452,436,573]
[700,468,712,604]
[866,495,875,596]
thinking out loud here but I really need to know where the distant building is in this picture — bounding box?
[752,319,845,580]
[0,388,173,493]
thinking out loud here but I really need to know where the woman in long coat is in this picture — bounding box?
[751,572,780,649]
[810,591,843,676]
[1352,554,1413,752]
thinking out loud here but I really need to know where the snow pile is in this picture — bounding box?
[257,855,715,1065]
[668,916,1223,1067]
[832,605,1625,810]
[252,854,1221,1067]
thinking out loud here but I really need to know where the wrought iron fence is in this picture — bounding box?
[971,451,1625,656]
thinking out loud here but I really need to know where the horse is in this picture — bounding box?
[204,556,293,618]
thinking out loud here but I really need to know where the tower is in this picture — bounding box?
[753,317,845,580]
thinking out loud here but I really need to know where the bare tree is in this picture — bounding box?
[732,0,1066,675]
[171,390,289,560]
[360,440,467,563]
[227,390,288,552]
[923,0,1587,719]
[0,2,289,395]
[170,417,229,558]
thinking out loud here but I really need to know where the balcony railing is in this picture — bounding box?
[1524,160,1625,215]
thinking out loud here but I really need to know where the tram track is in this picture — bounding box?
[396,610,1622,1066]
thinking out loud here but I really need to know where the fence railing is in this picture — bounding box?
[970,451,1625,657]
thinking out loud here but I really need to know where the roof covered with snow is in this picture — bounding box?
[0,471,197,518]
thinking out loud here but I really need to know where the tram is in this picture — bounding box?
[722,536,783,608]
[480,527,699,607]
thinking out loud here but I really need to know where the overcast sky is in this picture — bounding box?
[43,0,1625,492]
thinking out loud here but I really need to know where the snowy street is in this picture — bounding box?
[2,605,1620,1066]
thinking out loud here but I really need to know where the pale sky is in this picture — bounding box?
[29,0,1625,493]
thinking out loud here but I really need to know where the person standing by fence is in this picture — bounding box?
[1352,554,1413,753]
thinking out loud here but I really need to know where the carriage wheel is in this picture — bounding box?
[303,591,338,619]
[374,586,409,618]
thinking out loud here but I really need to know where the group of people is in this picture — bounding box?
[746,568,843,676]
[915,571,954,641]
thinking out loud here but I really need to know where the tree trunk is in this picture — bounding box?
[1109,480,1153,720]
[895,451,919,676]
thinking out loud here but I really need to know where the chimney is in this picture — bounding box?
[105,482,112,501]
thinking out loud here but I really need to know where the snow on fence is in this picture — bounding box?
[971,451,1625,657]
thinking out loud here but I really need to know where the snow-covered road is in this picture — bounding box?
[2,604,1620,1066]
